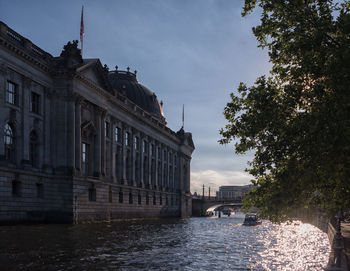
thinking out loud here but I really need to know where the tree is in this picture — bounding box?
[220,0,350,222]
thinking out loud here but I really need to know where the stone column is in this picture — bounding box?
[0,62,7,157]
[154,143,159,190]
[101,111,106,176]
[111,121,116,181]
[67,97,75,172]
[131,129,136,187]
[171,154,175,191]
[93,108,102,177]
[21,76,31,166]
[74,96,82,172]
[43,89,52,171]
[146,140,151,189]
[122,123,127,184]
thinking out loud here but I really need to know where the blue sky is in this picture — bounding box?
[0,0,271,195]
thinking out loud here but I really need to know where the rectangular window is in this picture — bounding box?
[6,81,17,105]
[89,185,96,201]
[12,180,21,197]
[143,141,147,153]
[82,142,89,175]
[119,190,123,203]
[30,92,40,114]
[115,127,121,142]
[146,192,149,205]
[129,192,133,204]
[108,186,113,203]
[138,193,142,205]
[134,137,139,150]
[36,183,44,198]
[125,132,130,146]
[105,121,110,138]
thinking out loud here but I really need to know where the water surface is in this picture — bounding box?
[0,214,330,270]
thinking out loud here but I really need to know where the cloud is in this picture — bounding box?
[190,169,253,195]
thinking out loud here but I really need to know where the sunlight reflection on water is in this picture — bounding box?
[0,215,330,270]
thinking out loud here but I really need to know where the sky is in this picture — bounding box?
[0,0,271,195]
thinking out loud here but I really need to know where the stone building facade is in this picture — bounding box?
[0,21,194,224]
[216,185,253,200]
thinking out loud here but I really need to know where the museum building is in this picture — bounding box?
[0,21,194,223]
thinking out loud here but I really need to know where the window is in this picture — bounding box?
[119,189,123,203]
[125,132,130,146]
[36,183,44,198]
[88,184,96,201]
[134,137,139,150]
[146,192,149,205]
[159,194,163,205]
[82,142,89,175]
[129,191,133,204]
[108,186,113,203]
[138,193,141,205]
[30,92,40,114]
[29,131,39,168]
[151,144,155,156]
[153,193,156,205]
[166,196,168,205]
[142,140,147,153]
[12,180,21,197]
[105,121,110,138]
[4,123,15,162]
[115,127,121,142]
[6,81,17,105]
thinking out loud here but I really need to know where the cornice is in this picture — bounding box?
[0,36,52,74]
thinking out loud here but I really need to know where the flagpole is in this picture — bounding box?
[182,104,185,130]
[80,5,84,56]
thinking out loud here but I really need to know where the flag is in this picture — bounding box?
[80,6,85,44]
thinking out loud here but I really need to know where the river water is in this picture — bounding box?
[0,213,330,271]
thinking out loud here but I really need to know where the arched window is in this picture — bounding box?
[30,130,39,168]
[4,123,15,162]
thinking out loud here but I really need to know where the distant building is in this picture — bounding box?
[0,21,194,223]
[216,185,253,200]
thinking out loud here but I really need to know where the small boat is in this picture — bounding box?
[243,214,262,226]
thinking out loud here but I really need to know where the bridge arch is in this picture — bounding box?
[192,198,243,217]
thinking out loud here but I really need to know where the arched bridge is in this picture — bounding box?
[192,198,243,216]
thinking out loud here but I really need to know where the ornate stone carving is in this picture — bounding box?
[59,40,83,68]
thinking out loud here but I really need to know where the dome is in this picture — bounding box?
[108,69,165,121]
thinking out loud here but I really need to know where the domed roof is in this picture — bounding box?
[108,68,165,121]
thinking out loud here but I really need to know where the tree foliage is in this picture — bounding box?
[220,0,350,222]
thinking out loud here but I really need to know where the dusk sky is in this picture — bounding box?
[0,0,271,195]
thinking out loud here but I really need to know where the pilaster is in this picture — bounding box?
[93,107,102,177]
[74,95,83,172]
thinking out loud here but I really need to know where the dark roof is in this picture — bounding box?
[108,69,165,121]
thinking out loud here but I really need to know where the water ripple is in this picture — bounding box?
[0,215,329,270]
